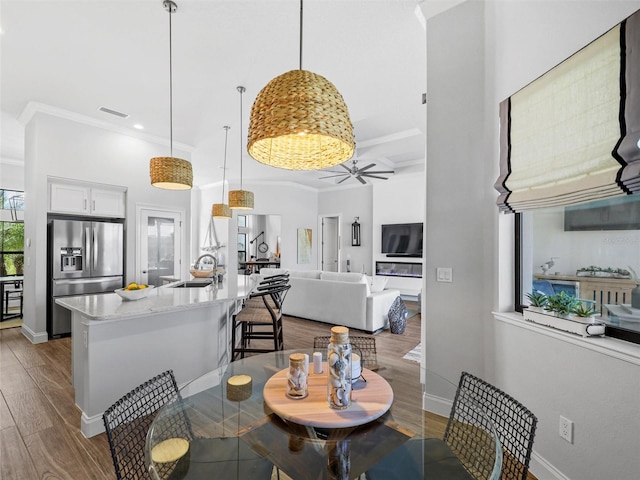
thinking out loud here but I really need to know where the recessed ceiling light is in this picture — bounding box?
[133,124,144,130]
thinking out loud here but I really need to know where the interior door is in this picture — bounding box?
[321,216,339,272]
[138,208,182,287]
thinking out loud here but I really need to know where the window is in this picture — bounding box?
[0,189,25,276]
[516,193,640,345]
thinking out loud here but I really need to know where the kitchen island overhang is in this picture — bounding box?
[56,277,255,438]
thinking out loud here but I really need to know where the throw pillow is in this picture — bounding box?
[368,276,388,293]
[388,296,408,334]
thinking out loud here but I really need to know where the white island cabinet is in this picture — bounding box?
[56,277,254,438]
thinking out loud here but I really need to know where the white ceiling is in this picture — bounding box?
[0,0,458,190]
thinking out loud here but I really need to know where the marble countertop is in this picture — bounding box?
[55,276,255,323]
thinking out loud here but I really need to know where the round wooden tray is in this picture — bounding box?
[263,364,393,428]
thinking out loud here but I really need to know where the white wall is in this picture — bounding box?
[425,0,493,386]
[22,111,192,341]
[194,181,319,272]
[373,172,424,295]
[0,162,24,190]
[489,2,640,479]
[318,185,373,274]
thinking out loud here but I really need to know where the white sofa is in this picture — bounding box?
[253,268,401,333]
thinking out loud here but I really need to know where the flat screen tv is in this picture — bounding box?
[381,223,423,257]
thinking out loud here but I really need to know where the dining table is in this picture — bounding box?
[145,349,502,480]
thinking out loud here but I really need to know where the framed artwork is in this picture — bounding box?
[297,228,312,264]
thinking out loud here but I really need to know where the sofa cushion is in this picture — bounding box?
[320,272,367,283]
[367,275,389,293]
[259,267,287,277]
[289,270,322,279]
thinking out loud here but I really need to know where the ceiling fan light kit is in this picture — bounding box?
[149,0,193,190]
[247,0,354,171]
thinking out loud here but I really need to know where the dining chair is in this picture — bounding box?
[445,372,537,480]
[232,282,291,360]
[366,371,537,480]
[103,370,193,480]
[313,335,378,371]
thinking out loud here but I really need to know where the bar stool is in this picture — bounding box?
[4,280,23,319]
[232,282,291,360]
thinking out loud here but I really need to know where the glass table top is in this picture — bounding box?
[145,350,502,480]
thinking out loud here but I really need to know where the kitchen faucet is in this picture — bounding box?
[193,253,218,276]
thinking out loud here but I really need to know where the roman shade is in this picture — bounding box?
[496,10,640,213]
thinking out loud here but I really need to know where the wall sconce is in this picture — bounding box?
[351,217,361,246]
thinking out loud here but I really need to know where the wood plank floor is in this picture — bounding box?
[0,306,486,479]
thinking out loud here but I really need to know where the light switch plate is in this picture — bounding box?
[436,267,453,283]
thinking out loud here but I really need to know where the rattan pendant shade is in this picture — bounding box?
[248,69,354,170]
[229,86,254,210]
[150,157,192,190]
[212,126,232,219]
[149,1,192,190]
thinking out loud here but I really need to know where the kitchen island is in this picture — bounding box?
[56,276,255,438]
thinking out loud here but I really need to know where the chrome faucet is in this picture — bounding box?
[193,253,218,275]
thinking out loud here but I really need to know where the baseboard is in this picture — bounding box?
[422,391,452,417]
[528,451,570,480]
[21,324,48,344]
[81,411,106,438]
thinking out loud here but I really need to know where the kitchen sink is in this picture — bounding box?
[170,280,213,288]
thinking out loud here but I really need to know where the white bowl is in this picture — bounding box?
[115,285,155,301]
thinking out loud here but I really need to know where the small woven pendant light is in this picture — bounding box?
[150,0,193,190]
[212,126,232,219]
[229,86,254,210]
[248,0,354,170]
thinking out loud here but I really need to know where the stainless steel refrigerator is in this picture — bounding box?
[48,219,124,338]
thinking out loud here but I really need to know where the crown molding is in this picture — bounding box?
[18,102,195,153]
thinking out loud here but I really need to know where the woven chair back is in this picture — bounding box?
[444,372,538,480]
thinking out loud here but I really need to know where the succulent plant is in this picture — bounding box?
[525,291,548,308]
[571,302,597,317]
[545,291,579,317]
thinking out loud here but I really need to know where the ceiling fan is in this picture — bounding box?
[319,159,394,184]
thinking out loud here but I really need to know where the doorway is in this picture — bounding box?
[137,207,183,287]
[320,215,340,272]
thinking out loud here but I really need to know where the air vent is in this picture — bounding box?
[98,106,129,119]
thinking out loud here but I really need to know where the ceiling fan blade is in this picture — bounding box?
[319,173,349,179]
[361,174,389,180]
[356,175,367,185]
[357,163,376,172]
[362,170,394,175]
[337,175,351,184]
[339,163,352,172]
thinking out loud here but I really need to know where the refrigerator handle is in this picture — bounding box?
[92,226,98,271]
[85,225,91,274]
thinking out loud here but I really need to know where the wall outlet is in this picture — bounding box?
[559,415,573,443]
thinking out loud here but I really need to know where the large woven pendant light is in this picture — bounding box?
[248,0,354,170]
[229,86,254,210]
[212,126,232,219]
[150,0,193,190]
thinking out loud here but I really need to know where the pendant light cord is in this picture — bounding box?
[168,3,174,157]
[221,126,230,202]
[299,0,303,70]
[238,86,245,190]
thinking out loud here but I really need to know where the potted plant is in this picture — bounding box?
[544,291,579,317]
[525,291,548,311]
[571,302,597,318]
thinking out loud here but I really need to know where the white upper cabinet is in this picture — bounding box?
[49,180,126,218]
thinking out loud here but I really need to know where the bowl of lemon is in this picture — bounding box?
[115,282,155,301]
